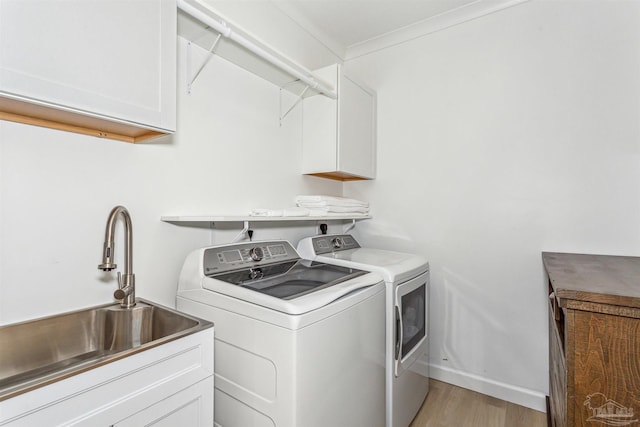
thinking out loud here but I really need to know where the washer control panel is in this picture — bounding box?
[203,240,298,275]
[311,234,360,255]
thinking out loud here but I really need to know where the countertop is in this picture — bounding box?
[542,252,640,309]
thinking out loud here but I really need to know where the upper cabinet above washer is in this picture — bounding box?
[302,64,376,181]
[0,0,176,143]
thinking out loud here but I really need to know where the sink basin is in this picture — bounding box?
[0,299,212,401]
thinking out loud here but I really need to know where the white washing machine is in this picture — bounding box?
[297,234,429,427]
[177,240,386,427]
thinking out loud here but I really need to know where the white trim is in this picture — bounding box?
[428,362,547,412]
[345,0,530,60]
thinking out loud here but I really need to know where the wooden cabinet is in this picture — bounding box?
[0,329,214,426]
[302,64,376,181]
[0,0,176,142]
[543,252,640,427]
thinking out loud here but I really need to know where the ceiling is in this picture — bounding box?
[271,0,529,59]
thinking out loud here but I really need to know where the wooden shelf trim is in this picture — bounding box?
[0,95,168,143]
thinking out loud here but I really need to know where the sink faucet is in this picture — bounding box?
[98,206,136,308]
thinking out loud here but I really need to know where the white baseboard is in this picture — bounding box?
[428,363,547,412]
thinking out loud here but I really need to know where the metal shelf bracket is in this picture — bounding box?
[343,219,357,233]
[186,33,222,94]
[279,84,311,126]
[231,221,250,243]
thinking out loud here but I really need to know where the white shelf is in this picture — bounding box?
[161,215,371,223]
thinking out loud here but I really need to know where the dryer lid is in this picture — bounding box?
[297,235,429,283]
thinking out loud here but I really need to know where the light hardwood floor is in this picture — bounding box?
[409,380,547,427]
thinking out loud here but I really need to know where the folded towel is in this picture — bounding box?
[283,208,310,217]
[295,195,369,208]
[308,210,369,217]
[249,209,283,217]
[304,206,369,214]
[250,208,312,217]
[251,197,369,218]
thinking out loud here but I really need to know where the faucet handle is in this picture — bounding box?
[113,272,132,300]
[113,272,135,305]
[114,272,124,300]
[114,287,132,300]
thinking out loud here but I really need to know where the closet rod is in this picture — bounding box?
[177,0,337,100]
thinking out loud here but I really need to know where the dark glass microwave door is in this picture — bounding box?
[209,260,366,300]
[401,284,426,359]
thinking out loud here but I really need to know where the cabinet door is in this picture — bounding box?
[572,310,640,427]
[302,64,376,180]
[337,73,376,179]
[0,0,176,132]
[114,377,214,427]
[302,88,339,174]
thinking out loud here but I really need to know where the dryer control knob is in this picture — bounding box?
[249,247,264,261]
[332,237,344,249]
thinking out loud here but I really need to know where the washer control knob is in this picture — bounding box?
[331,237,344,249]
[249,247,264,262]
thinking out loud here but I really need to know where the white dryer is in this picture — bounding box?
[297,234,429,427]
[177,240,386,427]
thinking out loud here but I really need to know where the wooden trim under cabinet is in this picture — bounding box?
[0,96,168,143]
[305,171,370,181]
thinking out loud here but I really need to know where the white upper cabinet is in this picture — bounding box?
[302,64,376,181]
[0,0,176,142]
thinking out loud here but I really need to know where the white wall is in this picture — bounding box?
[344,0,640,411]
[0,3,342,324]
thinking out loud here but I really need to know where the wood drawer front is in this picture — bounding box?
[572,310,640,427]
[549,303,567,427]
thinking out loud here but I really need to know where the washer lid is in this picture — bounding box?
[209,259,366,300]
[203,259,383,315]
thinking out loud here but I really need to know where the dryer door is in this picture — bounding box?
[394,271,429,377]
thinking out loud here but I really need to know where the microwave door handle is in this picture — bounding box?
[395,305,403,361]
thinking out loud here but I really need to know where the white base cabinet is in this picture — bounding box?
[114,377,213,427]
[302,64,376,181]
[0,0,176,142]
[0,329,214,427]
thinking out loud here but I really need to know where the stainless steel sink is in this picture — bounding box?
[0,299,212,401]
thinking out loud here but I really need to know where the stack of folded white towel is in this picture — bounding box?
[249,208,311,217]
[249,195,370,217]
[295,195,369,216]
